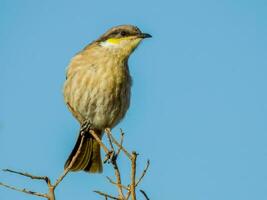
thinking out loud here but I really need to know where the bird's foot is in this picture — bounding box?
[80,119,92,137]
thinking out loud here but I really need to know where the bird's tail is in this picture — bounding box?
[64,130,103,173]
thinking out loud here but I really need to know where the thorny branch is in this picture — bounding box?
[0,124,151,200]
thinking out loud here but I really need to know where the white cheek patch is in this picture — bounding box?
[100,41,119,47]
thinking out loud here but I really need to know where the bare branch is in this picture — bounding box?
[90,130,110,154]
[125,191,131,200]
[109,145,125,198]
[1,128,151,200]
[106,176,129,190]
[130,152,138,200]
[94,190,122,200]
[136,160,150,187]
[0,181,47,198]
[2,169,50,183]
[90,129,115,164]
[106,129,115,153]
[0,127,88,200]
[105,128,131,159]
[97,130,150,200]
[116,130,125,156]
[54,134,85,188]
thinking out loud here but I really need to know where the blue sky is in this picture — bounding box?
[1,0,267,199]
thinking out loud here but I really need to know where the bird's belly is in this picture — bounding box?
[88,88,130,129]
[64,68,131,130]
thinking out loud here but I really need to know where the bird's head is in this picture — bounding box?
[96,25,151,58]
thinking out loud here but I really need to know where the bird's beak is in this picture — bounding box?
[138,33,152,39]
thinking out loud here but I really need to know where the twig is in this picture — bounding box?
[2,169,50,183]
[89,129,115,165]
[140,190,150,200]
[0,181,47,198]
[54,134,85,187]
[105,129,125,199]
[90,130,109,154]
[130,152,137,200]
[67,102,85,122]
[125,191,131,200]
[98,130,150,200]
[105,128,131,159]
[94,190,122,200]
[116,130,125,156]
[106,176,129,190]
[111,156,123,199]
[135,160,150,187]
[106,130,115,153]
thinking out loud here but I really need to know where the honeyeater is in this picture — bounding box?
[63,25,151,173]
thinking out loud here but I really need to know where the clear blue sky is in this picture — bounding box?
[1,0,267,199]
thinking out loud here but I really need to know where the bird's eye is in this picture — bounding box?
[120,31,127,37]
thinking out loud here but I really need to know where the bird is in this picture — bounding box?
[63,25,151,173]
